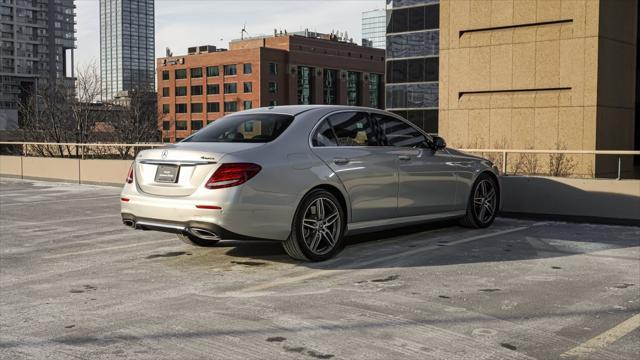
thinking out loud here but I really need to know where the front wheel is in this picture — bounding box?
[283,189,346,261]
[459,173,499,228]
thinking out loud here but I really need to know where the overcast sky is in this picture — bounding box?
[76,0,385,69]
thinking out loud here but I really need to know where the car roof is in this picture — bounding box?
[238,105,385,116]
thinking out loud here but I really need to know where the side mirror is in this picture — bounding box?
[432,136,446,151]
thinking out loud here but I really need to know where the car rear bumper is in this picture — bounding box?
[121,213,260,241]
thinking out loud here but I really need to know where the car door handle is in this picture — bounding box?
[398,155,411,161]
[333,158,350,165]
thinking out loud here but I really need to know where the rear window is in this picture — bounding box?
[182,114,294,143]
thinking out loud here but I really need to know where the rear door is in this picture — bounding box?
[372,113,458,217]
[310,111,399,223]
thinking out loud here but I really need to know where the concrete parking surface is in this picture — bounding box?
[1,178,639,360]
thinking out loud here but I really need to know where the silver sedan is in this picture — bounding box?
[121,106,500,261]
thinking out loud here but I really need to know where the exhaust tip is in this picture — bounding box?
[189,228,221,241]
[123,219,136,229]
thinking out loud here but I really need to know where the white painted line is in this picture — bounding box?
[561,314,640,358]
[1,195,117,206]
[1,214,121,228]
[236,225,531,294]
[42,238,177,259]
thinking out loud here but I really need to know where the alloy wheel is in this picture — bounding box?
[301,197,342,256]
[473,179,497,224]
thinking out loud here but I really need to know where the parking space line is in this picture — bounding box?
[235,225,531,294]
[561,314,640,358]
[1,195,117,206]
[42,238,177,259]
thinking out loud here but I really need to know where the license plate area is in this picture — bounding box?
[155,165,180,183]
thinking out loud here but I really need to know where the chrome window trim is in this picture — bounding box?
[308,109,434,150]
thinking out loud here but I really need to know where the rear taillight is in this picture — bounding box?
[126,164,134,184]
[205,163,261,189]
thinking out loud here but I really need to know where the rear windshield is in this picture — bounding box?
[183,113,294,143]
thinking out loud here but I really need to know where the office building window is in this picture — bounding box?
[191,103,203,113]
[191,120,203,131]
[175,86,187,96]
[224,101,238,112]
[386,57,438,84]
[268,82,277,94]
[323,69,338,105]
[347,72,361,106]
[207,84,219,94]
[175,121,187,130]
[175,69,187,79]
[190,67,202,78]
[243,82,252,93]
[243,63,252,74]
[191,85,203,96]
[244,100,252,110]
[224,83,237,94]
[162,104,170,114]
[297,66,314,105]
[390,109,438,134]
[369,73,382,109]
[207,66,219,77]
[162,121,170,130]
[162,70,169,80]
[207,102,220,112]
[269,62,278,75]
[387,3,439,34]
[175,104,187,113]
[224,64,237,75]
[162,87,170,97]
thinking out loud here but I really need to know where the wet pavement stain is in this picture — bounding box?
[500,343,517,351]
[479,289,501,292]
[146,252,189,259]
[551,266,562,270]
[64,325,75,329]
[69,285,97,294]
[282,344,334,359]
[266,336,286,342]
[371,275,399,283]
[438,295,451,299]
[612,283,634,289]
[231,260,267,266]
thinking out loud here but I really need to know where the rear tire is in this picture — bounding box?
[459,173,499,228]
[176,233,220,247]
[283,189,346,262]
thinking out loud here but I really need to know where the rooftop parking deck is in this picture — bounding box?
[0,178,638,360]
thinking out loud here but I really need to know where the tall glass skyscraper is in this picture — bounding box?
[100,0,155,101]
[0,0,76,129]
[362,9,386,49]
[385,0,439,133]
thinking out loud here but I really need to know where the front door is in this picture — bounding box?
[311,111,399,223]
[372,113,458,217]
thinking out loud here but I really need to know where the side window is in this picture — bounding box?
[312,120,337,147]
[327,112,378,146]
[373,114,426,148]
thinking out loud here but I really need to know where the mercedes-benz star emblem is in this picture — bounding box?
[161,150,168,159]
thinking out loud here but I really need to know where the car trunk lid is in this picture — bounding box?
[135,143,262,197]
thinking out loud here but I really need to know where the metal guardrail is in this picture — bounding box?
[460,149,640,180]
[0,142,638,179]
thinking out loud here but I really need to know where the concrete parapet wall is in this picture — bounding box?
[1,156,638,222]
[501,176,640,222]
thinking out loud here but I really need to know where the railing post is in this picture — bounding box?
[617,156,622,180]
[502,151,507,175]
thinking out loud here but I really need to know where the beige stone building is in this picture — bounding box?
[438,0,638,177]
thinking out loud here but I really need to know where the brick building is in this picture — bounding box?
[157,33,385,142]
